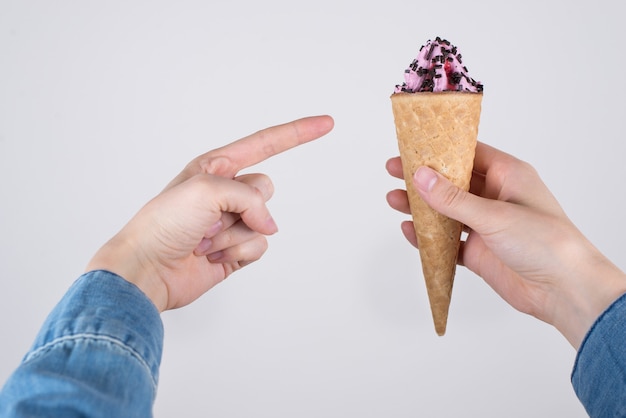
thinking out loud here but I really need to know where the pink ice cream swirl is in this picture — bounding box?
[394,37,483,93]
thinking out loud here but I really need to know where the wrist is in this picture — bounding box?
[86,233,168,312]
[550,239,626,349]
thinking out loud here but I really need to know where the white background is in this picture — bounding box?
[1,0,623,416]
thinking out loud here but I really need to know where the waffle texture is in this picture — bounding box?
[391,91,482,335]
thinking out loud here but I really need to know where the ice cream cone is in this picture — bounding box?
[391,91,482,335]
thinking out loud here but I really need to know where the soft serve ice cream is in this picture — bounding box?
[394,37,483,93]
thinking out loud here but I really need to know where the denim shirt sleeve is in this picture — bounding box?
[0,270,164,418]
[572,292,626,417]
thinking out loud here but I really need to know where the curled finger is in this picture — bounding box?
[195,219,258,256]
[234,173,274,202]
[400,220,418,248]
[386,189,411,215]
[206,234,269,272]
[194,211,246,255]
[386,156,404,180]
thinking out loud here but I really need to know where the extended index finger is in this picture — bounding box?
[201,115,334,177]
[164,115,333,191]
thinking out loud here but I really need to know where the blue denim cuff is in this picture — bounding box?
[0,270,164,417]
[27,270,164,388]
[571,292,626,416]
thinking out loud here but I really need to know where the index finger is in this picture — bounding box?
[165,115,333,191]
[472,141,518,175]
[200,115,334,177]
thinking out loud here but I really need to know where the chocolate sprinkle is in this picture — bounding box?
[426,43,436,60]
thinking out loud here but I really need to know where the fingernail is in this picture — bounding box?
[194,238,213,255]
[207,250,224,262]
[414,167,438,193]
[267,216,278,233]
[206,220,223,236]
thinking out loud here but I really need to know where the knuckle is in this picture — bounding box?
[250,185,266,205]
[440,182,465,209]
[185,173,212,190]
[262,177,274,201]
[495,155,537,180]
[513,159,537,177]
[199,155,234,177]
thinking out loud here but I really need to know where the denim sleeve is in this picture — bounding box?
[0,270,163,418]
[572,292,626,417]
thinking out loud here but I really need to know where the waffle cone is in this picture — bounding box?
[390,91,482,335]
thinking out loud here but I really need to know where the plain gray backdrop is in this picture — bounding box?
[1,0,623,416]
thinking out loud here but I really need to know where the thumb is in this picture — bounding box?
[412,166,496,232]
